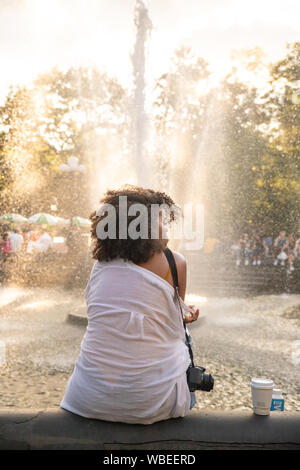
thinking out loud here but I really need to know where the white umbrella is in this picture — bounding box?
[0,213,28,223]
[55,217,70,226]
[72,216,91,227]
[28,213,58,226]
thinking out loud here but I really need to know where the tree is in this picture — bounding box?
[0,66,129,217]
[218,74,268,237]
[33,66,129,216]
[255,42,300,234]
[0,85,46,214]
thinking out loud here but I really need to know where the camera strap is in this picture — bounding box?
[163,248,195,368]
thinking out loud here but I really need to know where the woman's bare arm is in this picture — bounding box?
[172,250,199,323]
[173,250,187,301]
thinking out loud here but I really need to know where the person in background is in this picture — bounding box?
[273,230,288,266]
[236,232,253,266]
[26,227,42,253]
[203,237,220,254]
[286,233,297,273]
[1,232,11,251]
[230,237,241,264]
[294,233,300,267]
[9,229,23,253]
[1,232,11,257]
[262,234,273,257]
[0,232,12,281]
[35,228,53,253]
[251,233,265,266]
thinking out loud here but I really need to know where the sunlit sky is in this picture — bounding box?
[1,0,300,102]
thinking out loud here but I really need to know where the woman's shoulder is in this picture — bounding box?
[171,250,187,266]
[168,250,187,279]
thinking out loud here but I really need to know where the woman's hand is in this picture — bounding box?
[184,305,199,324]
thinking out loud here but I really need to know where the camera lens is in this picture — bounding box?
[187,366,214,392]
[201,373,214,392]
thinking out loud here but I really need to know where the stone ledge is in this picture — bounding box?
[66,308,87,326]
[0,408,299,450]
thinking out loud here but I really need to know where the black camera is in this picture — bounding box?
[186,365,214,392]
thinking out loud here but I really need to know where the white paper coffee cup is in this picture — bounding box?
[251,378,273,415]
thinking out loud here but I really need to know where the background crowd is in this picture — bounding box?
[1,224,300,285]
[0,222,90,256]
[0,222,91,284]
[231,230,300,273]
[0,225,63,260]
[0,227,53,257]
[202,229,300,274]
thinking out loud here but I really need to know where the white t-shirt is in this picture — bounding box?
[60,258,191,425]
[9,232,23,252]
[35,233,53,252]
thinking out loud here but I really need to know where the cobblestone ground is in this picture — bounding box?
[0,286,299,412]
[188,293,300,412]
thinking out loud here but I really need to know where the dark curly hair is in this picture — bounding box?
[90,184,179,264]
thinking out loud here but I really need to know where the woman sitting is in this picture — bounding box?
[60,185,199,425]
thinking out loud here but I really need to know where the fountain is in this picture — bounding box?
[130,0,153,187]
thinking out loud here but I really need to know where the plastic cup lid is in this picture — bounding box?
[251,378,274,389]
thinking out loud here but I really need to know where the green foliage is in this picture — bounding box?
[153,44,300,238]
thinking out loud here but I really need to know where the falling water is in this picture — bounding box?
[192,91,227,235]
[130,0,152,186]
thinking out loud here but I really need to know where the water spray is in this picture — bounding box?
[130,0,152,186]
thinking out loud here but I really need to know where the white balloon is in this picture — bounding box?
[78,164,86,173]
